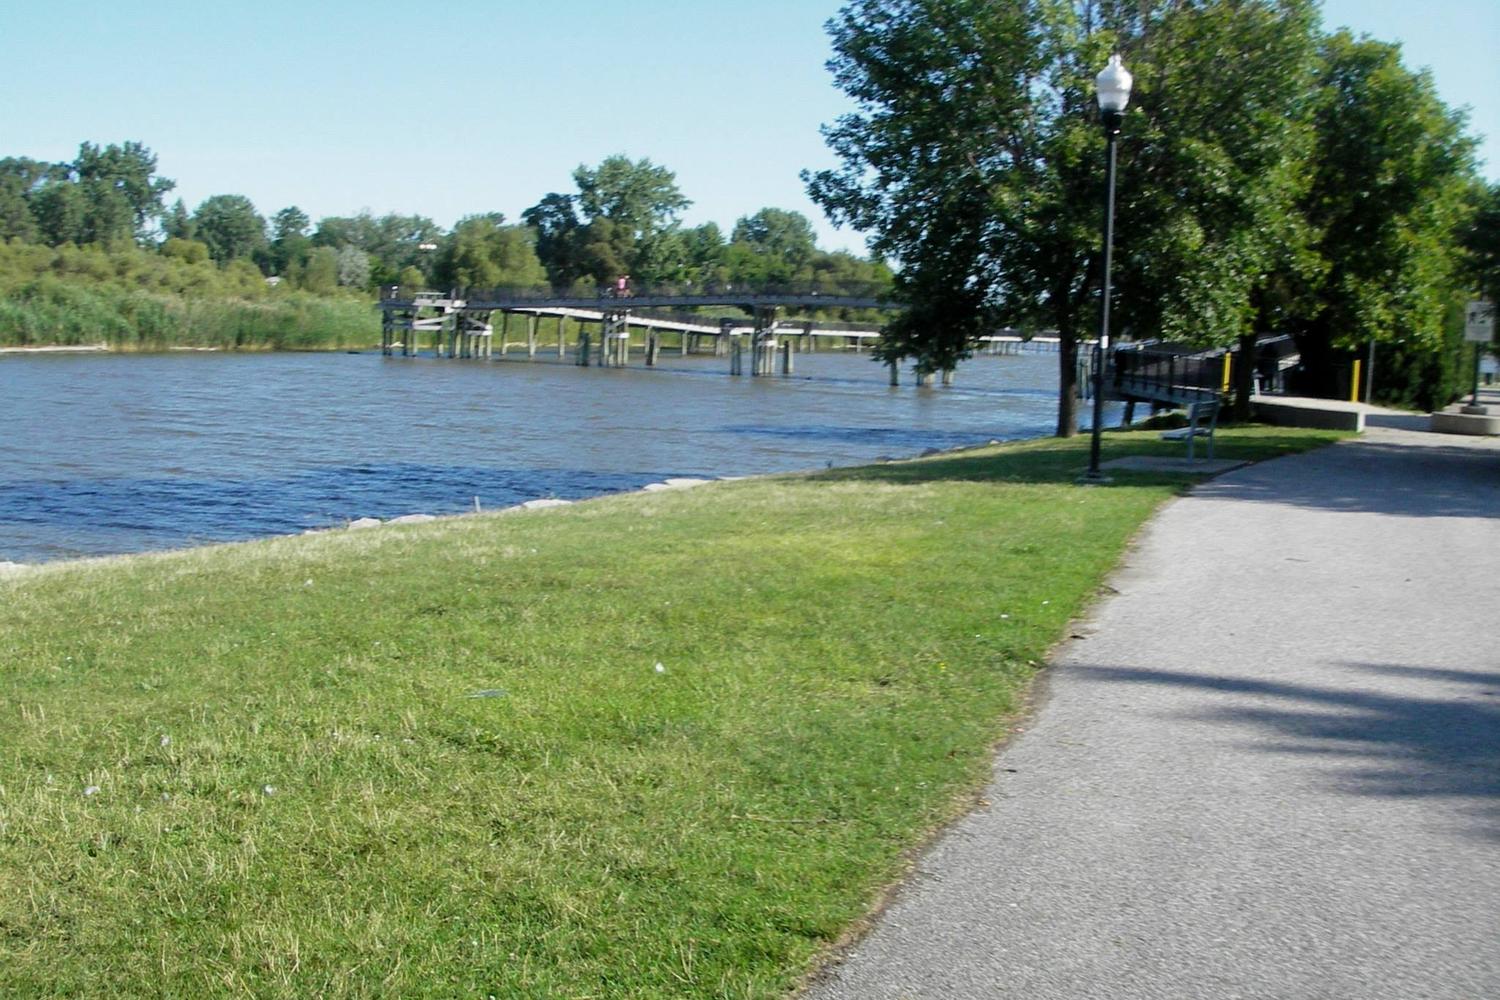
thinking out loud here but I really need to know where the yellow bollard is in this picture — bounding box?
[1221,353,1233,393]
[1350,359,1362,402]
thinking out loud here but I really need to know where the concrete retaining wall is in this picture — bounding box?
[1252,397,1365,432]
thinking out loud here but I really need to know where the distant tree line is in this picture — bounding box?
[0,146,891,303]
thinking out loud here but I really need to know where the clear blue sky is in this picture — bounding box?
[2,1,1495,255]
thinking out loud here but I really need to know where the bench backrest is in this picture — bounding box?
[1187,399,1219,423]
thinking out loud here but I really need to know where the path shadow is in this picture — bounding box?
[1192,439,1500,519]
[806,432,1333,490]
[1365,411,1433,431]
[1070,661,1500,840]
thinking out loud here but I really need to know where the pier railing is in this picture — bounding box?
[380,280,896,309]
[1108,343,1227,405]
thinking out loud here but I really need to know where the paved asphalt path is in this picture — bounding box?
[806,423,1499,999]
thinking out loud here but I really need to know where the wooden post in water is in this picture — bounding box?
[781,340,793,375]
[730,334,743,375]
[576,330,591,366]
[646,330,659,366]
[888,361,899,386]
[941,369,954,386]
[527,315,538,358]
[753,306,779,377]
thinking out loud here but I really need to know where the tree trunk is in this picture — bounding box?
[1056,329,1080,437]
[1232,332,1257,422]
[1293,324,1339,398]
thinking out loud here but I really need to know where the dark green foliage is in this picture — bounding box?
[808,1,1485,422]
[1291,32,1477,400]
[1369,296,1477,411]
[266,206,312,278]
[808,0,1323,436]
[73,141,176,242]
[1463,182,1500,308]
[30,180,89,245]
[431,214,548,290]
[0,175,39,242]
[191,194,267,265]
[299,246,339,295]
[161,198,194,241]
[732,208,818,270]
[573,155,691,240]
[2,143,173,246]
[524,156,692,286]
[311,210,443,286]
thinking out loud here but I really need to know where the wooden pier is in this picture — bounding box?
[377,287,1075,382]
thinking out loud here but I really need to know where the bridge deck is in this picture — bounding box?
[385,293,891,311]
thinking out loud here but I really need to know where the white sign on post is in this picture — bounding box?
[1465,301,1494,343]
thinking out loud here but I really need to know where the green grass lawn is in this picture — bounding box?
[0,426,1343,998]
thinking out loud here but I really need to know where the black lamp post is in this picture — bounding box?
[1081,54,1133,484]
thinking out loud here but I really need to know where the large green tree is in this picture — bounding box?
[573,155,691,242]
[72,141,175,242]
[730,208,818,283]
[266,206,312,277]
[0,175,39,242]
[3,144,173,247]
[1289,31,1478,398]
[30,182,89,246]
[1464,182,1500,309]
[161,198,195,242]
[807,0,1323,434]
[523,156,691,286]
[432,214,548,291]
[192,195,267,265]
[311,211,442,283]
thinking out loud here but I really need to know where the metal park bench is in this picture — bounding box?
[1160,399,1220,460]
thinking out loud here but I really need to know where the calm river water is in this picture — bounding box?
[1,347,1108,562]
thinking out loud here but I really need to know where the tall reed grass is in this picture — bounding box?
[0,279,377,350]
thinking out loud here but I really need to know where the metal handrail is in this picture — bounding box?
[1108,343,1226,403]
[380,280,895,305]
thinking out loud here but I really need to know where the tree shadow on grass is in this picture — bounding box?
[805,430,1340,489]
[1070,661,1500,841]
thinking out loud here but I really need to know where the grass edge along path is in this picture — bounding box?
[0,427,1344,998]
